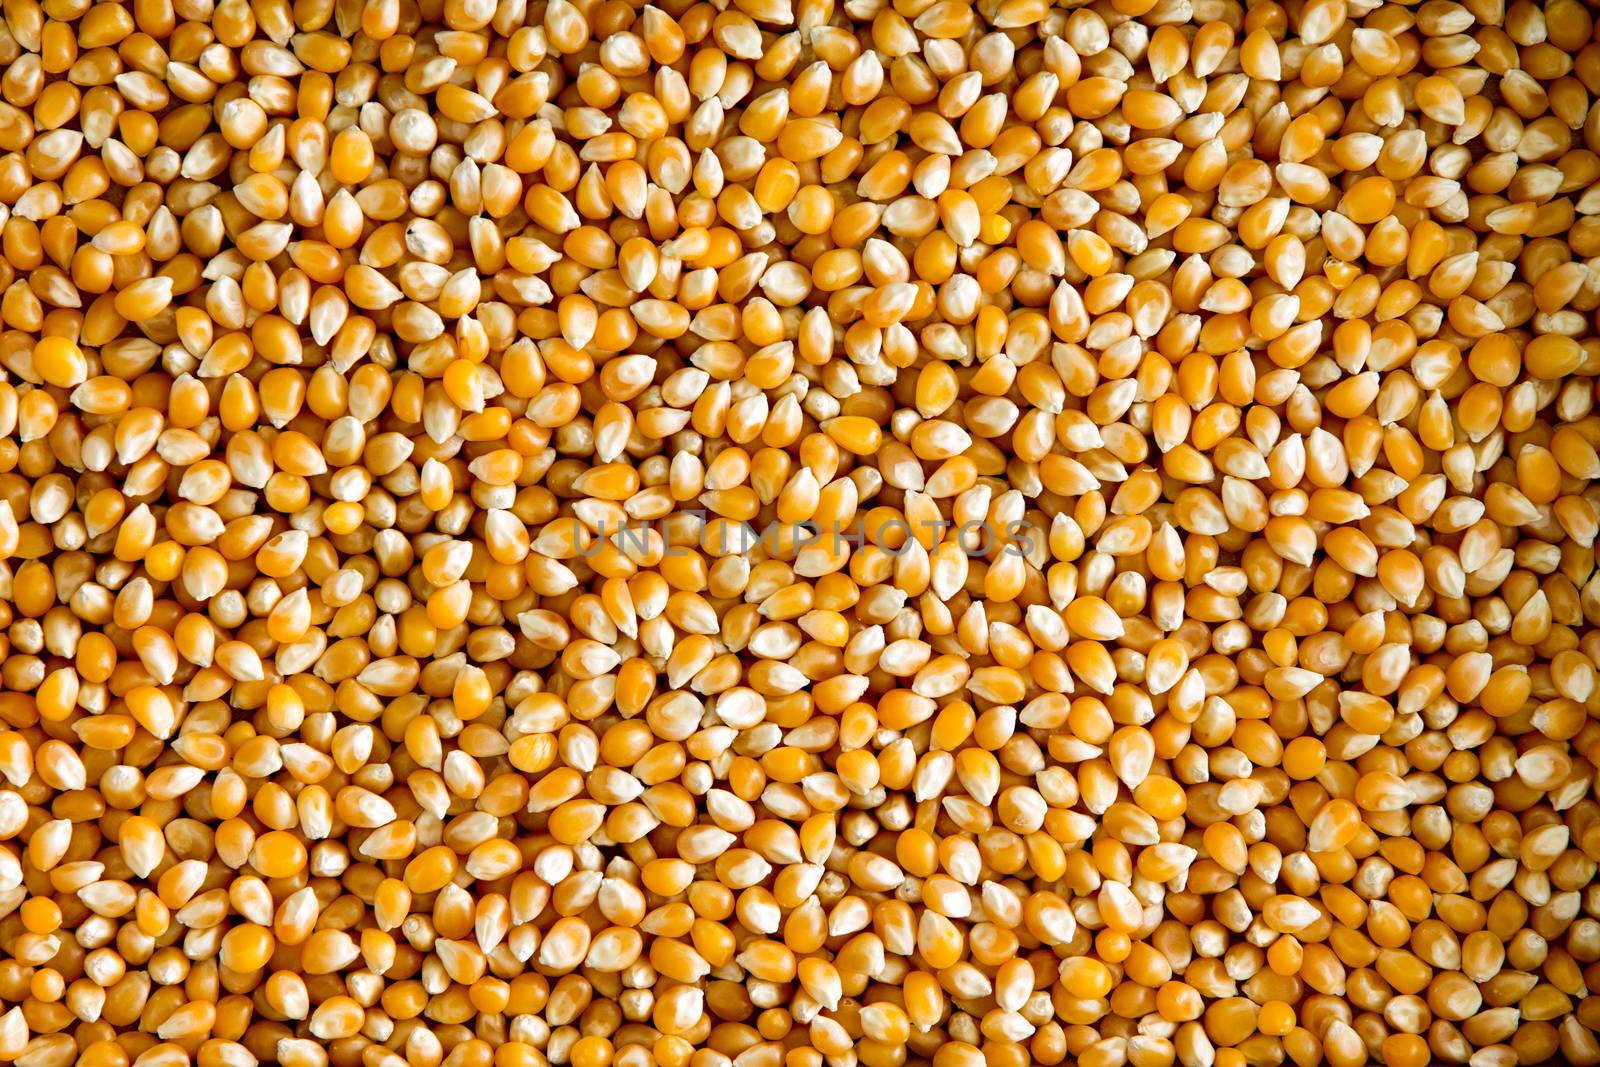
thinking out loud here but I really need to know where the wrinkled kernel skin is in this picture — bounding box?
[1,0,1600,1065]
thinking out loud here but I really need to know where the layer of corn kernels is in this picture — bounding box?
[1,0,1600,1064]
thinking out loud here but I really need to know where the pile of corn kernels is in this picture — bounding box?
[0,0,1598,1063]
